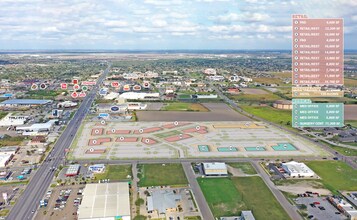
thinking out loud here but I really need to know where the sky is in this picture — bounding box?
[0,0,356,50]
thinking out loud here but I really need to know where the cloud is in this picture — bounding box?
[213,12,270,23]
[0,0,356,49]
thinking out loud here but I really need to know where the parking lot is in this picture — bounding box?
[295,197,346,220]
[35,185,84,220]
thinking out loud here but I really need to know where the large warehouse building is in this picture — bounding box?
[0,99,52,107]
[78,182,131,220]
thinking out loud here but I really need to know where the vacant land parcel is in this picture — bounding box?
[198,177,289,220]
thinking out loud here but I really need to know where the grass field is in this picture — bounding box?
[345,120,357,128]
[305,161,357,193]
[232,177,290,220]
[344,78,357,87]
[0,135,26,147]
[26,90,62,99]
[240,105,293,129]
[0,112,8,120]
[198,177,289,219]
[161,102,209,112]
[198,178,245,217]
[138,163,188,187]
[228,162,257,175]
[252,77,285,85]
[317,140,357,156]
[229,92,282,104]
[95,165,132,181]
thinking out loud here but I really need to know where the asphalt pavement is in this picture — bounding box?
[182,162,214,220]
[6,64,111,220]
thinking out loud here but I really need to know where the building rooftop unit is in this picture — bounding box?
[78,182,130,220]
[0,99,52,106]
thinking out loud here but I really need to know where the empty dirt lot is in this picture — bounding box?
[345,105,357,120]
[136,103,251,121]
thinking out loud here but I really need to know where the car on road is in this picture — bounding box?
[308,215,314,219]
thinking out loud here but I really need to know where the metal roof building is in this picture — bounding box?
[202,162,228,176]
[65,164,80,177]
[147,189,181,214]
[78,182,131,220]
[0,99,52,106]
[16,120,57,132]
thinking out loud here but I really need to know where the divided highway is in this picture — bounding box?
[7,64,111,220]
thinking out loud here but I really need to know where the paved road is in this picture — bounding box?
[76,155,333,165]
[251,161,302,220]
[182,162,214,220]
[7,64,111,220]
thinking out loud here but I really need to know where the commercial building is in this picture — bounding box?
[103,92,119,100]
[0,99,52,107]
[0,154,13,168]
[0,146,17,168]
[273,100,293,110]
[202,162,228,176]
[281,161,315,178]
[65,164,81,177]
[119,92,160,100]
[16,120,57,133]
[0,146,19,155]
[0,113,29,126]
[208,75,225,81]
[88,164,106,173]
[220,211,255,220]
[147,189,181,214]
[78,182,131,220]
[57,101,78,108]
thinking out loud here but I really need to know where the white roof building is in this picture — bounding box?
[16,120,57,133]
[202,162,228,176]
[282,161,315,178]
[119,92,160,100]
[0,154,13,168]
[57,101,78,108]
[0,113,29,126]
[103,92,119,100]
[88,164,106,173]
[78,182,131,220]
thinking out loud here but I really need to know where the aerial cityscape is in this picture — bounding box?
[0,1,356,220]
